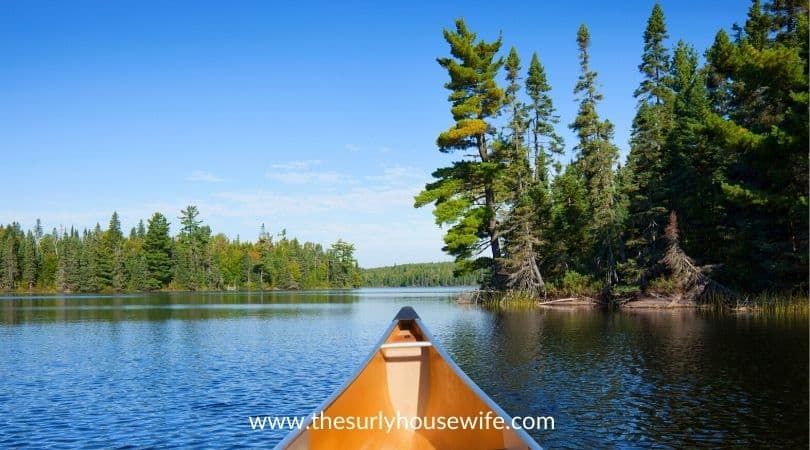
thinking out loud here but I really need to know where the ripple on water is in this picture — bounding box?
[0,290,806,448]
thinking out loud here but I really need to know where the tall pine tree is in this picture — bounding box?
[499,47,545,294]
[622,3,674,288]
[569,24,623,291]
[415,18,507,286]
[144,212,173,290]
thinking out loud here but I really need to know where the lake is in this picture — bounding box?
[0,288,806,448]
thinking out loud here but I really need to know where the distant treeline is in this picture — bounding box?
[361,262,480,287]
[0,206,361,293]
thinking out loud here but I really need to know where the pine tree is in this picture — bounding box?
[622,3,674,289]
[0,225,19,289]
[525,52,564,187]
[524,51,564,284]
[548,164,589,278]
[666,40,728,266]
[144,212,173,289]
[21,231,37,290]
[104,212,126,291]
[38,233,58,289]
[175,205,211,290]
[703,0,809,290]
[569,24,623,291]
[499,47,545,294]
[744,0,769,49]
[327,240,360,288]
[415,18,507,286]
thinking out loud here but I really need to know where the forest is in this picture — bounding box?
[416,1,808,303]
[0,206,361,293]
[361,262,479,287]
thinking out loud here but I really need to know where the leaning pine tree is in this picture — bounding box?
[415,18,507,287]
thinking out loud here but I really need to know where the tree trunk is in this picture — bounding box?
[478,135,502,284]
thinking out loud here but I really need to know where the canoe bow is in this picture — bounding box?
[276,306,542,450]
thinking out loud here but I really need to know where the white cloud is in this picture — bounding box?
[187,170,224,183]
[266,170,356,185]
[213,184,420,216]
[270,159,322,170]
[365,165,427,186]
[266,159,358,185]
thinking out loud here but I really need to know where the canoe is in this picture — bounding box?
[276,306,541,449]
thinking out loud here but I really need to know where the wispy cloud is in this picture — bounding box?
[213,184,418,216]
[187,170,224,183]
[270,159,322,170]
[343,144,393,154]
[266,170,356,185]
[365,165,427,186]
[266,159,358,185]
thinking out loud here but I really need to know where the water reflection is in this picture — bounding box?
[441,308,808,448]
[0,291,360,324]
[0,289,806,448]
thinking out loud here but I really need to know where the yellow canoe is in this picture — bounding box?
[277,306,541,449]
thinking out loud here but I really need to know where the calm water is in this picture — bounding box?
[0,288,806,448]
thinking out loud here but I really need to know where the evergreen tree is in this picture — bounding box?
[104,212,127,291]
[57,228,82,292]
[548,165,590,278]
[524,51,564,284]
[665,41,728,267]
[525,52,564,187]
[415,18,507,286]
[21,231,37,290]
[38,233,58,289]
[569,24,623,290]
[328,240,361,288]
[174,205,212,290]
[622,3,674,288]
[702,0,809,289]
[144,213,173,289]
[744,0,769,49]
[499,47,545,294]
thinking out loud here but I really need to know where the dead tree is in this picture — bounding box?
[500,215,545,296]
[660,211,738,303]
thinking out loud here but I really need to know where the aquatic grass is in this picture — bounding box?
[692,288,809,317]
[460,289,541,311]
[740,290,809,316]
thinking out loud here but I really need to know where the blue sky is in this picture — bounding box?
[0,0,748,267]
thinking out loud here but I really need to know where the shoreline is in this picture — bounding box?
[456,291,809,312]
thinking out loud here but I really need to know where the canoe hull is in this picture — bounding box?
[276,307,541,450]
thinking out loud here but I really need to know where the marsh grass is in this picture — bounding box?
[468,286,809,316]
[469,290,540,311]
[739,290,809,315]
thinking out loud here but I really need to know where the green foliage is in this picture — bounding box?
[173,205,212,290]
[144,213,173,290]
[325,240,361,288]
[569,24,623,288]
[546,271,601,297]
[416,4,807,302]
[526,52,564,187]
[362,262,479,287]
[646,275,678,295]
[698,0,809,290]
[416,18,507,286]
[621,5,675,289]
[0,208,361,293]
